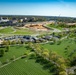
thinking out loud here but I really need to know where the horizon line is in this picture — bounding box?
[0,14,76,18]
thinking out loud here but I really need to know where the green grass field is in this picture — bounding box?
[0,27,35,35]
[0,45,27,62]
[0,58,51,75]
[47,24,63,30]
[0,26,76,75]
[0,45,52,75]
[13,28,35,35]
[41,39,76,59]
[0,27,14,34]
[0,26,51,35]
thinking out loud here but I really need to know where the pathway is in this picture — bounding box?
[0,56,21,68]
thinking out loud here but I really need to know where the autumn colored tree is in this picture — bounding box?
[59,71,67,75]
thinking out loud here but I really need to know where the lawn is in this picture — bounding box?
[46,24,63,30]
[0,58,51,75]
[0,26,37,35]
[0,45,27,62]
[0,45,52,75]
[0,27,14,34]
[13,28,35,35]
[0,26,52,35]
[41,39,76,59]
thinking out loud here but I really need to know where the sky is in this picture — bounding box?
[0,0,76,17]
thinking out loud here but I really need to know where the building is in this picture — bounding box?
[66,23,76,27]
[0,39,3,44]
[0,17,9,23]
[12,18,18,24]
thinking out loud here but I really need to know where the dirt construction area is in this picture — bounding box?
[24,24,49,31]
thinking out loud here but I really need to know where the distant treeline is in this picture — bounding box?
[0,15,76,23]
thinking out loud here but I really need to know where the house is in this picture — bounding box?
[0,17,9,23]
[43,35,53,40]
[48,20,55,24]
[25,18,27,20]
[0,39,3,44]
[23,17,28,22]
[12,18,18,24]
[66,23,76,27]
[20,19,23,22]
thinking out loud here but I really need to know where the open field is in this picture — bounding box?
[0,26,51,36]
[0,23,76,75]
[0,27,35,35]
[41,39,76,59]
[0,58,51,75]
[0,27,14,34]
[0,45,52,75]
[0,45,28,62]
[13,28,35,35]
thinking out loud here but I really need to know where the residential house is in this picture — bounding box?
[0,17,9,23]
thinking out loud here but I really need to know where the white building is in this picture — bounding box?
[25,17,27,20]
[0,17,9,23]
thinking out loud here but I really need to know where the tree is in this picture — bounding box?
[70,56,76,66]
[0,61,2,66]
[11,40,16,45]
[28,42,33,49]
[2,40,9,45]
[59,71,67,75]
[17,39,21,44]
[42,51,49,59]
[59,64,66,71]
[36,47,42,55]
[10,55,15,60]
[29,52,36,59]
[0,49,4,57]
[7,40,11,45]
[57,40,61,45]
[34,44,42,55]
[5,45,10,52]
[56,57,65,65]
[49,52,58,62]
